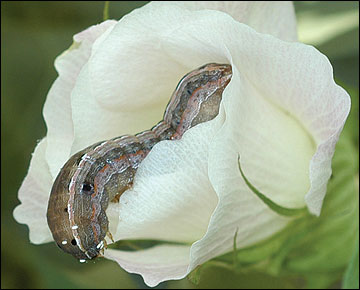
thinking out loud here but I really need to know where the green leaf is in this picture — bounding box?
[342,236,359,289]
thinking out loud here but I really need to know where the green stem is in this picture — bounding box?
[233,228,239,267]
[103,1,110,21]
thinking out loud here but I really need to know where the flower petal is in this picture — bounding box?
[107,121,221,243]
[160,1,298,42]
[13,138,53,244]
[104,245,190,287]
[43,20,117,178]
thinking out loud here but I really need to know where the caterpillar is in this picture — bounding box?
[46,63,232,262]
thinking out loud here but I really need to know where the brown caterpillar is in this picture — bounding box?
[46,63,232,262]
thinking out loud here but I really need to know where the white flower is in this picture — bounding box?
[13,1,350,287]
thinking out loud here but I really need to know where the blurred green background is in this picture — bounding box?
[1,1,359,289]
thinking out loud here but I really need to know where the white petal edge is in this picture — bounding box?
[13,138,53,244]
[305,84,351,215]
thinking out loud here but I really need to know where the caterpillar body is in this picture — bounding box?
[46,63,232,261]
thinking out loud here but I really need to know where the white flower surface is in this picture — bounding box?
[13,1,350,287]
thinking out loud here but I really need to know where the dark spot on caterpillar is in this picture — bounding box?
[71,239,77,246]
[64,207,68,212]
[82,183,93,193]
[171,117,180,128]
[124,143,142,155]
